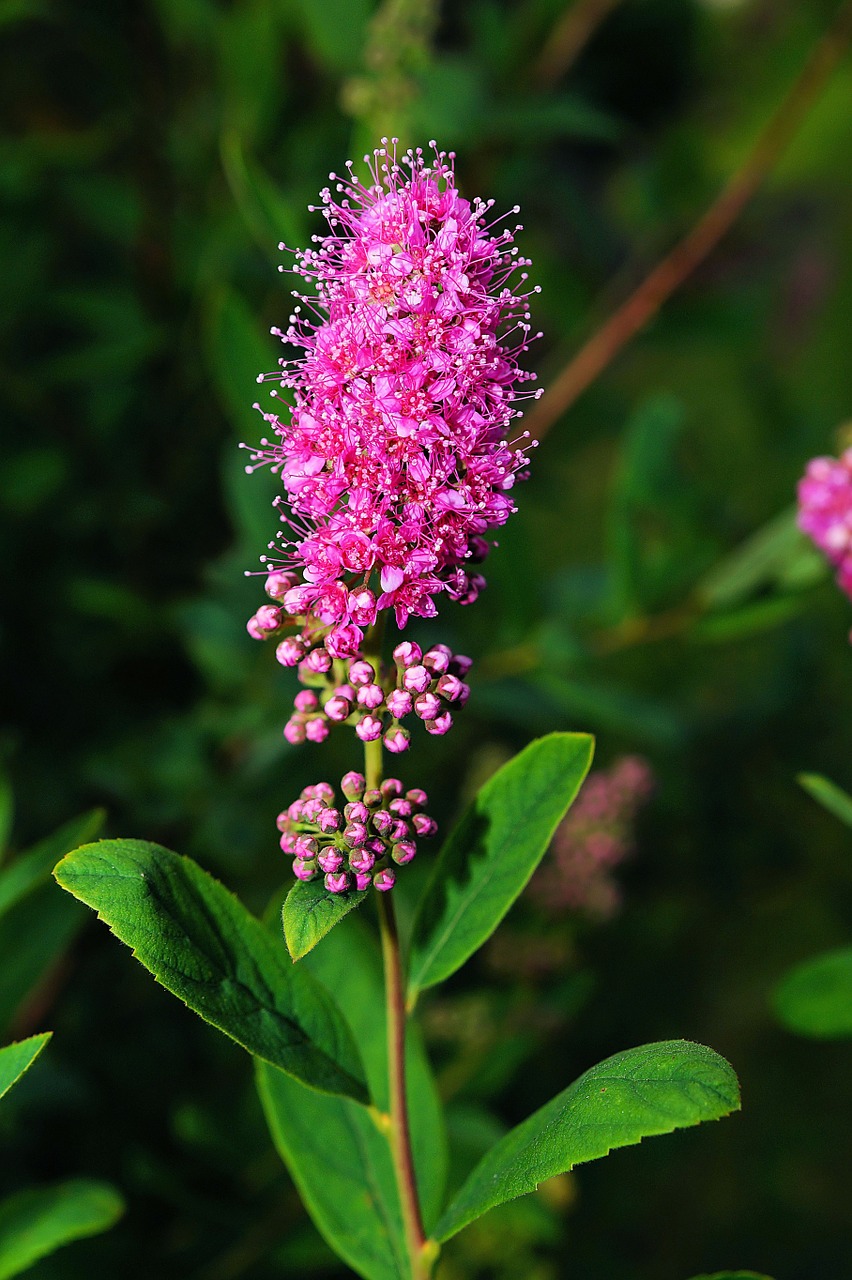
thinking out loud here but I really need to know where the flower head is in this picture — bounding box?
[246,139,540,646]
[798,448,852,606]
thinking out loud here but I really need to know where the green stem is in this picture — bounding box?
[362,628,431,1280]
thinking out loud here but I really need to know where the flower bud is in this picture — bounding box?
[403,665,431,694]
[343,801,369,823]
[341,771,365,800]
[325,623,363,659]
[294,690,319,713]
[355,714,383,741]
[349,849,376,874]
[324,694,353,722]
[304,718,329,743]
[318,849,343,873]
[436,673,465,703]
[247,605,282,640]
[293,859,317,881]
[363,788,382,808]
[389,798,413,818]
[357,683,385,710]
[354,871,373,891]
[390,819,410,842]
[384,726,410,753]
[294,835,318,858]
[426,711,453,736]
[313,782,335,803]
[279,831,298,854]
[302,647,333,674]
[276,636,305,667]
[380,778,404,800]
[283,717,306,744]
[406,788,428,809]
[325,871,351,894]
[386,689,413,718]
[414,691,441,721]
[283,585,315,616]
[423,645,452,674]
[371,809,393,836]
[392,841,417,865]
[343,821,368,848]
[348,660,376,687]
[317,807,341,833]
[265,570,297,601]
[393,640,422,668]
[374,868,396,892]
[412,813,438,838]
[449,654,473,677]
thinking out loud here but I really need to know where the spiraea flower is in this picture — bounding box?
[798,448,852,608]
[277,775,437,894]
[530,756,654,920]
[245,139,540,656]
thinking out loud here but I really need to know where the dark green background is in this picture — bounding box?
[2,0,851,1276]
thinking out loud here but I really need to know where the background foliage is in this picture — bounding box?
[2,0,851,1276]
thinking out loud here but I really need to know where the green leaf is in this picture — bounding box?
[0,887,86,1037]
[220,131,305,259]
[773,947,852,1039]
[687,1273,775,1279]
[0,767,12,859]
[408,733,594,1001]
[798,773,852,829]
[0,1180,124,1280]
[696,508,822,611]
[283,878,368,960]
[54,840,368,1103]
[257,1064,405,1280]
[0,809,104,920]
[433,1040,740,1243]
[0,1034,51,1102]
[257,914,448,1279]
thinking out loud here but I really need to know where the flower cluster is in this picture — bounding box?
[277,774,437,893]
[530,756,654,920]
[245,139,539,658]
[797,448,852,608]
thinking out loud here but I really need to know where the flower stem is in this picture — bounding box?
[361,645,431,1279]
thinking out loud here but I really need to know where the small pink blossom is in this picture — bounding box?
[798,448,852,612]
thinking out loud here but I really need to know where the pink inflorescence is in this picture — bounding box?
[530,756,654,920]
[244,138,540,657]
[278,775,437,894]
[797,448,852,611]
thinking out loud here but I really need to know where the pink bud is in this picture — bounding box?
[393,640,422,668]
[348,660,376,687]
[294,835,318,858]
[304,717,329,743]
[450,654,473,677]
[384,726,410,753]
[325,623,363,659]
[324,695,352,722]
[303,647,332,674]
[374,868,396,892]
[363,789,382,808]
[283,717,306,744]
[390,798,413,817]
[247,605,282,640]
[341,771,365,800]
[412,813,438,837]
[325,871,351,894]
[381,778,403,799]
[349,849,376,874]
[355,715,383,741]
[313,782,335,804]
[276,636,305,667]
[287,800,305,822]
[423,645,452,674]
[403,665,431,694]
[344,821,368,848]
[347,587,377,627]
[436,673,464,702]
[265,570,297,601]
[318,849,343,873]
[283,585,316,616]
[386,689,412,718]
[371,810,393,836]
[406,789,428,809]
[294,690,319,713]
[392,841,417,865]
[426,711,453,736]
[354,871,373,891]
[293,859,317,881]
[317,807,341,833]
[344,801,369,823]
[357,683,385,710]
[279,831,298,854]
[414,692,441,720]
[390,819,410,842]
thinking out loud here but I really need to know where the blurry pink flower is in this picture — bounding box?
[797,448,852,615]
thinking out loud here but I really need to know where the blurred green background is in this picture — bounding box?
[2,0,852,1276]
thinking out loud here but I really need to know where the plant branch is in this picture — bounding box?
[531,0,624,87]
[523,0,852,443]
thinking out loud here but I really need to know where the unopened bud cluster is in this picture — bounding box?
[277,775,437,893]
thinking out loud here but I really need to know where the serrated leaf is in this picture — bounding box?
[0,1180,124,1280]
[408,733,594,1001]
[54,840,368,1103]
[0,809,104,920]
[433,1040,740,1243]
[798,773,852,829]
[773,947,852,1039]
[0,1034,51,1102]
[283,878,367,960]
